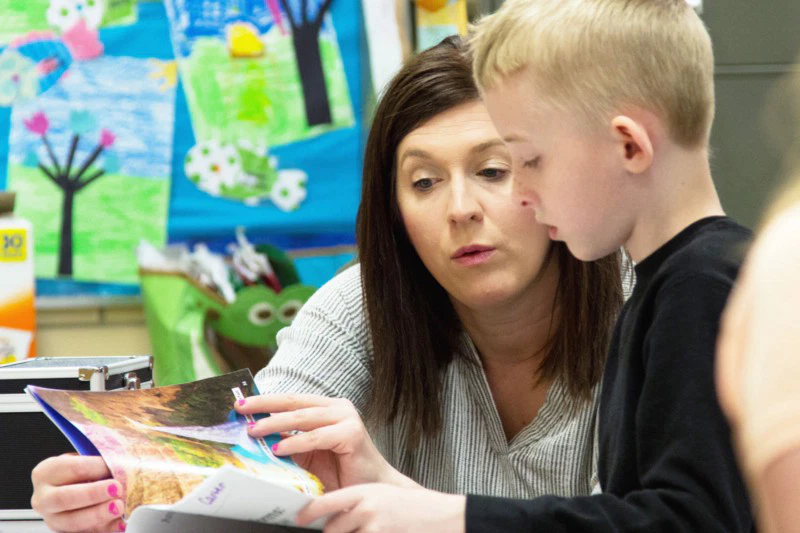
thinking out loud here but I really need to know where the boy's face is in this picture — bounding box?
[483,71,635,262]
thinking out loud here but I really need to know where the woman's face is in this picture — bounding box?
[396,100,553,310]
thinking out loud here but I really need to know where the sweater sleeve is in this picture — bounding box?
[466,275,753,533]
[254,265,373,414]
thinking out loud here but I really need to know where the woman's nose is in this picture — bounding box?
[447,179,482,224]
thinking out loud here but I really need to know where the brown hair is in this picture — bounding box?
[357,36,624,447]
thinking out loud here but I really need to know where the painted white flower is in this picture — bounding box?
[47,0,105,32]
[184,140,243,196]
[270,169,308,211]
[0,49,39,106]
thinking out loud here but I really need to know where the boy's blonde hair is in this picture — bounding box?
[471,0,715,148]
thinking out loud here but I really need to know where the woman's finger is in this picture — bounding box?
[272,424,359,457]
[45,498,125,533]
[32,455,112,488]
[248,407,343,436]
[34,478,122,515]
[234,393,335,415]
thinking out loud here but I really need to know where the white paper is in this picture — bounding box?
[362,0,405,95]
[127,466,324,532]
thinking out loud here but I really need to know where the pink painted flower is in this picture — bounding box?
[99,129,116,148]
[24,112,49,136]
[62,20,104,61]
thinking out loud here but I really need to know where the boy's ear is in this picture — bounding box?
[610,116,654,175]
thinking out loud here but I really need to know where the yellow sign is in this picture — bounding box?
[0,229,27,262]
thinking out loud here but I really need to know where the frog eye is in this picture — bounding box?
[248,302,276,326]
[278,300,303,325]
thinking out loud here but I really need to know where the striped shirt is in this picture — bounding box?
[256,265,599,498]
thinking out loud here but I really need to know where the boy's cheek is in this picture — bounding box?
[511,176,540,207]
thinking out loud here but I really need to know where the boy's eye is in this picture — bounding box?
[413,178,436,191]
[478,168,509,180]
[522,156,541,169]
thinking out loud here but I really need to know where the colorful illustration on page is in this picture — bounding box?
[6,56,175,283]
[27,370,323,520]
[164,0,353,211]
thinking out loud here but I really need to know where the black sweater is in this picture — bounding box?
[467,217,755,532]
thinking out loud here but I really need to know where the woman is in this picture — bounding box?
[30,37,623,532]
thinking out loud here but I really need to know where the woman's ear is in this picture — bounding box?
[610,115,654,175]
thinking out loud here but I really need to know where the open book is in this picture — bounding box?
[26,369,324,532]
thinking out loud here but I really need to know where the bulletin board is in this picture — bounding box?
[0,0,364,301]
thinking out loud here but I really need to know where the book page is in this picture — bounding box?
[127,466,323,531]
[26,369,323,522]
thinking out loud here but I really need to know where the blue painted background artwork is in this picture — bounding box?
[7,55,175,283]
[0,0,364,295]
[9,57,176,182]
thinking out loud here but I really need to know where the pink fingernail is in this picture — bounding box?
[248,421,255,429]
[108,483,118,498]
[119,521,126,532]
[109,501,120,516]
[238,399,246,406]
[272,443,279,453]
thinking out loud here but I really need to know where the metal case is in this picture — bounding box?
[0,356,153,520]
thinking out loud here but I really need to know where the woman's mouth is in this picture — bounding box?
[451,245,496,266]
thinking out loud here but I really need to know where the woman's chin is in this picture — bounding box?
[453,285,522,312]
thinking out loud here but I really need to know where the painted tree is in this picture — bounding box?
[23,110,117,277]
[277,0,335,126]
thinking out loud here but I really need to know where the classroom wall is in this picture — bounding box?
[37,303,151,357]
[703,0,800,229]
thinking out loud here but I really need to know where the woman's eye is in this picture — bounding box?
[522,156,541,169]
[478,167,509,180]
[413,178,435,191]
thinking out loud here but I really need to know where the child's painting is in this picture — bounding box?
[28,369,323,519]
[0,0,138,46]
[164,0,354,210]
[415,0,467,52]
[6,56,174,283]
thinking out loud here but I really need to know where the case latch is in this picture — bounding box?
[124,372,141,390]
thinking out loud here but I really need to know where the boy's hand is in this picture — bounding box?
[31,453,126,532]
[235,394,416,492]
[296,484,466,533]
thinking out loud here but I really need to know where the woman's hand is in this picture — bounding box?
[30,454,125,532]
[296,483,466,533]
[235,394,417,492]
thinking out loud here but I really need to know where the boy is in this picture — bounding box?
[294,1,755,531]
[468,0,755,531]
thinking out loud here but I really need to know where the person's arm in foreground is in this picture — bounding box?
[757,451,800,533]
[717,206,800,533]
